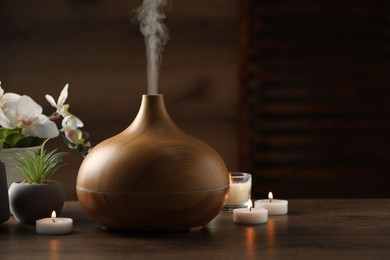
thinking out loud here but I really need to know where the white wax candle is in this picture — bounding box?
[233,208,268,225]
[254,192,288,215]
[36,211,73,235]
[225,181,251,206]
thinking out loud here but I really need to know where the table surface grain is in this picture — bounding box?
[1,200,390,259]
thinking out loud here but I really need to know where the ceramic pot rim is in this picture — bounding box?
[11,180,60,186]
[0,145,42,154]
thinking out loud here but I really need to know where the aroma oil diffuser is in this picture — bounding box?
[77,94,229,231]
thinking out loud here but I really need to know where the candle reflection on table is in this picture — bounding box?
[49,239,59,259]
[245,227,255,254]
[266,218,276,248]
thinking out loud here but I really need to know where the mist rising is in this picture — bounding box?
[136,0,170,94]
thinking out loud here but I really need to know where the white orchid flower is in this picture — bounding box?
[6,95,59,138]
[0,85,21,129]
[61,114,86,145]
[0,83,22,110]
[45,84,70,117]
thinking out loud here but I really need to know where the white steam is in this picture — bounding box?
[136,0,170,95]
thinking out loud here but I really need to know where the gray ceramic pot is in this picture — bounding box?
[0,161,10,224]
[8,181,65,223]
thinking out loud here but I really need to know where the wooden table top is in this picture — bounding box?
[1,199,390,259]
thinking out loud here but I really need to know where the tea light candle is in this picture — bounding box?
[36,211,73,235]
[255,192,288,215]
[233,201,268,224]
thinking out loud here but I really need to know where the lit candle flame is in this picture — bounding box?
[229,173,232,185]
[51,211,56,223]
[268,192,273,202]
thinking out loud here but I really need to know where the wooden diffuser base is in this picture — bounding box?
[77,94,229,231]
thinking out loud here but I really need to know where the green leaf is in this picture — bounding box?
[0,128,21,140]
[15,147,68,184]
[15,136,43,148]
[4,133,25,147]
[0,128,44,148]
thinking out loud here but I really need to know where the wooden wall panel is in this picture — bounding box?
[240,0,390,198]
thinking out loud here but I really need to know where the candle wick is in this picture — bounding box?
[269,199,272,203]
[52,219,55,223]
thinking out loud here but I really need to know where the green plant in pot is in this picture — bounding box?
[15,139,68,184]
[0,81,91,223]
[0,82,91,187]
[8,140,68,223]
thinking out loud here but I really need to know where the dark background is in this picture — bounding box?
[1,0,389,199]
[240,0,390,198]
